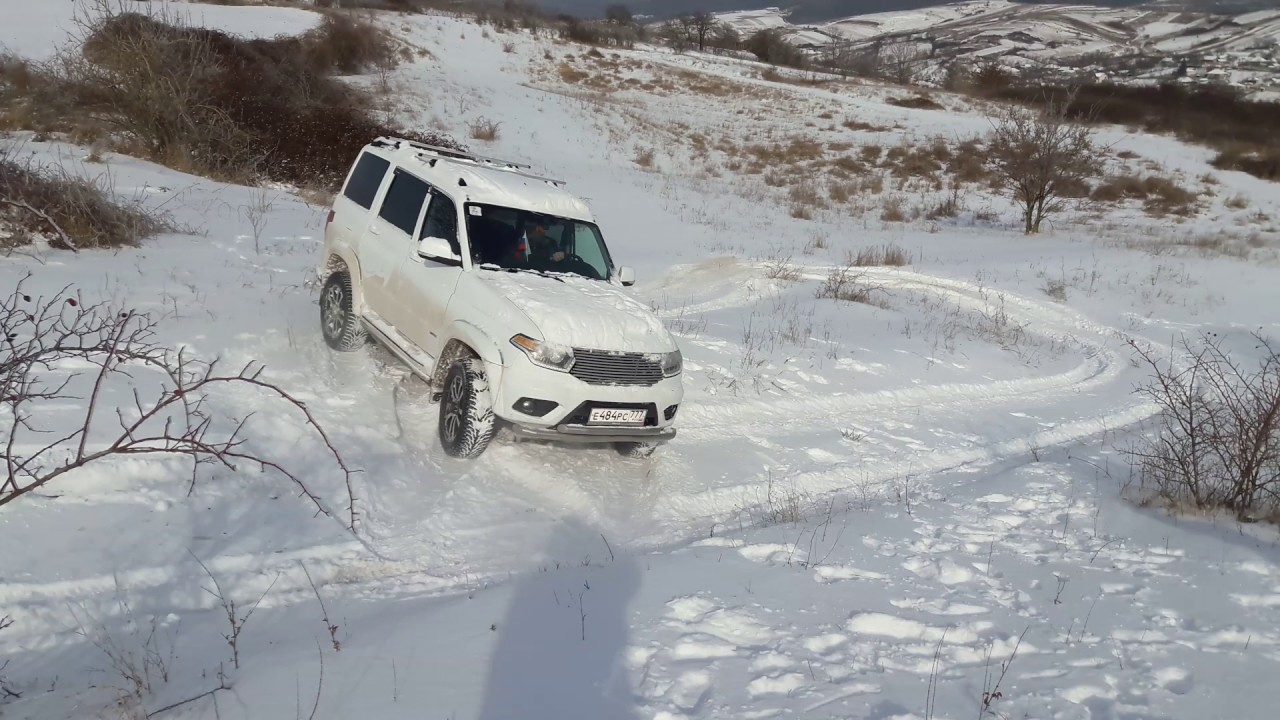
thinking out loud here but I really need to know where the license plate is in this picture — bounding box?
[588,407,646,425]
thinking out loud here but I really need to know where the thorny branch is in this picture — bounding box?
[1,276,360,531]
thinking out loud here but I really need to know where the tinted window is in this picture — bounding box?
[421,193,458,245]
[341,152,390,210]
[377,168,429,236]
[422,193,462,258]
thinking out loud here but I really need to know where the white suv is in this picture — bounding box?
[316,137,683,459]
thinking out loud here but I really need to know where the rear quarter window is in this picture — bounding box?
[342,152,391,210]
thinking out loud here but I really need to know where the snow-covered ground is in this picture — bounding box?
[3,2,1280,720]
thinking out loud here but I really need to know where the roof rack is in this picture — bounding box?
[373,136,566,187]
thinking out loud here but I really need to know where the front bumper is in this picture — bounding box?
[490,356,684,443]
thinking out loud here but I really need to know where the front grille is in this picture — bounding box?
[570,349,663,386]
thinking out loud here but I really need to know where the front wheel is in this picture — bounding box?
[615,441,658,459]
[439,358,496,459]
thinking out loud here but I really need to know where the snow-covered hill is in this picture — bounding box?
[2,1,1280,719]
[717,1,1280,91]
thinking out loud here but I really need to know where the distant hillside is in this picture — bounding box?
[538,1,1274,23]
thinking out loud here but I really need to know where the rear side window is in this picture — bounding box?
[342,152,390,210]
[377,168,429,236]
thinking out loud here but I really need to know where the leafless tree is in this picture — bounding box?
[986,90,1102,234]
[879,40,925,85]
[688,11,717,53]
[1127,331,1280,519]
[1,275,359,530]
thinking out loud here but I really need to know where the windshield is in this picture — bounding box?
[464,203,613,281]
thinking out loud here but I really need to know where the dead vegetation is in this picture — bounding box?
[0,2,460,190]
[1091,173,1201,217]
[1128,332,1280,522]
[0,275,359,527]
[888,94,944,110]
[1,152,169,252]
[468,116,502,141]
[849,243,912,267]
[816,266,888,308]
[980,81,1280,183]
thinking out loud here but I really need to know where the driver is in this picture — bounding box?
[514,217,567,269]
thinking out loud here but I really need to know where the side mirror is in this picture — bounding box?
[617,265,636,287]
[418,236,461,265]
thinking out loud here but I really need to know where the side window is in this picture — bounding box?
[376,168,430,237]
[573,224,607,273]
[341,152,390,210]
[421,192,458,243]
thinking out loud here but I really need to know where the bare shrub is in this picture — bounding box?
[888,94,943,110]
[15,4,460,188]
[633,146,655,168]
[1043,279,1067,301]
[1225,193,1249,210]
[788,183,824,219]
[816,266,887,307]
[502,41,516,53]
[468,116,502,141]
[0,276,359,529]
[762,251,802,281]
[880,195,907,222]
[987,91,1103,233]
[1127,332,1280,521]
[1,154,169,251]
[926,188,963,219]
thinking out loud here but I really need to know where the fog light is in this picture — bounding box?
[664,404,679,421]
[515,397,558,417]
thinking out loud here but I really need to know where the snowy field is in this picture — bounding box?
[3,2,1280,720]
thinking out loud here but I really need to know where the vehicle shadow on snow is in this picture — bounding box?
[475,517,642,720]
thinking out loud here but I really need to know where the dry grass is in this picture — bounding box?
[888,94,944,110]
[788,183,824,219]
[881,195,907,222]
[849,243,911,267]
[468,116,501,141]
[1091,174,1200,217]
[1225,193,1250,210]
[633,146,655,168]
[843,118,884,132]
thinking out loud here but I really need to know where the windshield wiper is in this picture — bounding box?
[477,263,566,282]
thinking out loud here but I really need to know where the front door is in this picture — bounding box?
[389,187,464,360]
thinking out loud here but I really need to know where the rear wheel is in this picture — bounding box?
[614,441,658,459]
[439,358,496,459]
[319,272,366,351]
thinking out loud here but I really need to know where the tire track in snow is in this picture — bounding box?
[678,264,1129,437]
[643,263,1155,523]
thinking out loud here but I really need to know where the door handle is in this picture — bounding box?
[368,225,381,236]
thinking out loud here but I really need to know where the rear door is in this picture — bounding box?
[331,151,390,276]
[389,185,464,359]
[363,166,431,327]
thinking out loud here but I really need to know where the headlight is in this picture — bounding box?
[661,349,682,377]
[510,334,574,372]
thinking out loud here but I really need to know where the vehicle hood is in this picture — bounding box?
[482,271,675,353]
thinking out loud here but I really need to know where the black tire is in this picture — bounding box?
[320,272,366,352]
[438,358,496,459]
[615,441,658,459]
